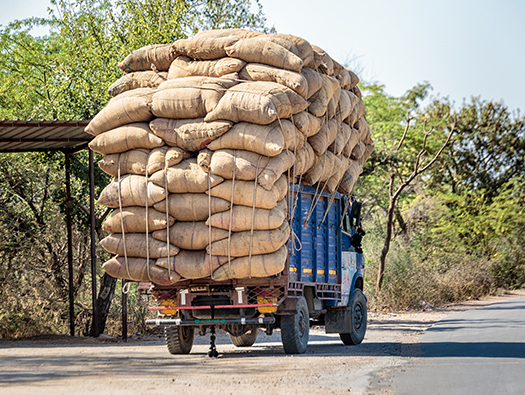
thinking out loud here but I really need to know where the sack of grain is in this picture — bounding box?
[97,175,166,207]
[194,28,263,40]
[173,36,239,60]
[290,142,317,176]
[118,44,177,73]
[338,159,363,194]
[89,123,164,155]
[102,207,174,233]
[153,193,230,222]
[212,245,288,280]
[103,256,180,285]
[156,251,229,279]
[272,34,314,68]
[308,118,340,156]
[206,201,286,232]
[100,233,180,259]
[168,55,245,79]
[108,71,167,97]
[239,63,308,98]
[152,221,229,250]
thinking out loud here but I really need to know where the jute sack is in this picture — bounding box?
[85,95,153,136]
[257,35,301,58]
[308,74,340,117]
[152,221,229,250]
[279,119,305,151]
[337,69,352,90]
[102,207,175,233]
[303,150,336,186]
[348,69,360,89]
[351,140,366,162]
[103,256,180,285]
[328,123,352,157]
[107,71,167,97]
[153,193,230,222]
[207,221,290,257]
[356,99,367,119]
[272,34,314,68]
[100,233,180,259]
[107,87,157,104]
[205,82,308,125]
[118,44,177,73]
[357,117,374,145]
[98,147,189,177]
[149,158,224,193]
[88,123,164,155]
[338,159,363,195]
[290,142,317,176]
[342,127,361,158]
[300,68,323,99]
[207,175,288,210]
[312,45,334,76]
[332,59,344,78]
[345,105,359,127]
[197,148,213,172]
[206,122,285,157]
[194,28,263,40]
[209,149,294,191]
[239,63,308,98]
[338,90,353,121]
[173,36,239,60]
[308,118,340,156]
[359,144,375,166]
[225,38,303,72]
[323,155,347,193]
[292,111,325,137]
[212,245,288,280]
[206,201,286,232]
[97,175,166,208]
[168,55,245,79]
[149,118,232,152]
[156,252,229,280]
[150,87,223,119]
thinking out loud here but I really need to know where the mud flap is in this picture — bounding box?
[325,308,352,334]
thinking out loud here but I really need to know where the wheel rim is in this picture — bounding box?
[298,310,307,339]
[353,303,363,331]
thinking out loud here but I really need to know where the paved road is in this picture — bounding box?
[390,296,525,395]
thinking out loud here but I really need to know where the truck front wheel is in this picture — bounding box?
[165,326,194,354]
[281,296,309,354]
[229,329,258,347]
[340,288,367,345]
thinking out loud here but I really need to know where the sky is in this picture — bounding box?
[1,0,524,113]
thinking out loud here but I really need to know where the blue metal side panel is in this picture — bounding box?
[299,191,314,282]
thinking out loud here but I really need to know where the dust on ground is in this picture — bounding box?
[1,290,524,395]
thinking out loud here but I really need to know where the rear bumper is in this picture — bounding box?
[146,317,276,326]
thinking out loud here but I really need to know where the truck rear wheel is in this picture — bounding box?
[281,296,309,354]
[339,289,367,345]
[165,326,194,354]
[229,329,258,347]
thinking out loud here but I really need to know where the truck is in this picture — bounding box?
[142,184,367,356]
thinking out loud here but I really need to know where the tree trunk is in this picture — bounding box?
[377,199,396,292]
[91,272,117,336]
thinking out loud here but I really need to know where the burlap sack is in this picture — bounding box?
[332,59,344,77]
[338,160,363,194]
[273,34,314,68]
[205,82,308,125]
[308,118,340,156]
[153,193,230,222]
[293,111,325,138]
[149,117,233,151]
[257,35,301,57]
[150,158,224,193]
[290,142,317,176]
[97,175,166,208]
[194,28,263,40]
[168,55,245,79]
[85,95,153,136]
[206,202,286,232]
[323,155,346,193]
[337,68,352,90]
[357,117,374,145]
[206,121,284,157]
[300,68,323,99]
[207,175,287,210]
[342,127,361,158]
[225,38,303,72]
[107,71,167,97]
[103,256,180,285]
[197,148,213,172]
[349,69,360,89]
[308,74,340,117]
[239,63,308,98]
[152,221,229,250]
[172,36,239,60]
[98,147,188,177]
[312,45,334,75]
[303,150,336,186]
[157,76,238,91]
[356,98,367,119]
[102,207,174,233]
[212,245,288,280]
[328,123,352,157]
[150,87,222,119]
[338,90,353,121]
[156,252,229,279]
[88,123,164,155]
[207,222,290,257]
[118,44,177,73]
[359,144,375,166]
[100,233,180,259]
[107,87,157,104]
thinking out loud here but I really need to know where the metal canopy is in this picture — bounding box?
[0,119,92,152]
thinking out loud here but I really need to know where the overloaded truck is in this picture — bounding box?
[143,185,367,356]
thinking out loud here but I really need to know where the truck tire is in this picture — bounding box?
[229,329,258,347]
[165,326,194,354]
[281,296,309,354]
[339,288,367,345]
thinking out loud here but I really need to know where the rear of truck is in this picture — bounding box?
[144,184,366,355]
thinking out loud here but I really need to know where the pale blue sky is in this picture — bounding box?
[1,0,524,112]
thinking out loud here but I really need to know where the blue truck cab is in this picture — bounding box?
[144,183,367,356]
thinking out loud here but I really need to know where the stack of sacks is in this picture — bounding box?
[88,28,374,286]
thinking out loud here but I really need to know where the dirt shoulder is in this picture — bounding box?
[1,290,524,395]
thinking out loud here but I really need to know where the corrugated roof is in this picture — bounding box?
[0,120,92,153]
